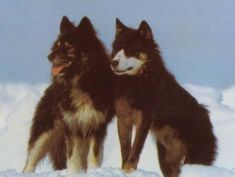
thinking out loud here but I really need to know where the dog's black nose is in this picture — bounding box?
[111,60,119,68]
[48,53,55,61]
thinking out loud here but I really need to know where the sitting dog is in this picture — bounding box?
[110,19,217,177]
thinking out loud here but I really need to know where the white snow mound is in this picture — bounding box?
[0,82,235,177]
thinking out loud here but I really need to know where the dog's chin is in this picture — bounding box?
[111,67,141,76]
[54,72,66,77]
[52,70,65,81]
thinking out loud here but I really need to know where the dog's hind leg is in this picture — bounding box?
[156,125,187,177]
[23,131,52,173]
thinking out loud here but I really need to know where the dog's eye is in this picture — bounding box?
[65,42,73,48]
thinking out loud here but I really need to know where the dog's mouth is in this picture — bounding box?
[51,61,72,76]
[115,67,133,73]
[112,67,133,75]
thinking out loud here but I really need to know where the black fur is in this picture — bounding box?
[23,16,114,172]
[112,19,217,177]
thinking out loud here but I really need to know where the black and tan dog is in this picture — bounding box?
[23,16,114,173]
[111,19,217,177]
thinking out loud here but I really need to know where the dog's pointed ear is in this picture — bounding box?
[60,16,75,33]
[138,20,153,39]
[78,16,95,33]
[116,18,126,36]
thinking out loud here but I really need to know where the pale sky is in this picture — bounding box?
[0,0,234,89]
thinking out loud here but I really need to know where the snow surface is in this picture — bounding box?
[0,82,235,177]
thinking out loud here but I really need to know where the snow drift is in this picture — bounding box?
[0,82,235,177]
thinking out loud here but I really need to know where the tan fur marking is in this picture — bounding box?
[23,132,51,173]
[115,97,147,171]
[71,75,80,85]
[156,125,187,163]
[115,98,142,123]
[139,52,147,61]
[66,136,88,173]
[62,88,106,135]
[123,162,136,173]
[87,137,100,169]
[116,26,123,36]
[65,41,72,48]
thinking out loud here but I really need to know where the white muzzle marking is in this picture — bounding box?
[111,49,145,75]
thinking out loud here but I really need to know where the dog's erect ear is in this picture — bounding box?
[116,18,126,36]
[78,16,95,33]
[138,20,153,39]
[60,16,75,33]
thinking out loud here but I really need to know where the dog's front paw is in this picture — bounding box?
[122,162,137,173]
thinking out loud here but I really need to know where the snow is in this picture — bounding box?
[0,82,235,177]
[222,86,235,110]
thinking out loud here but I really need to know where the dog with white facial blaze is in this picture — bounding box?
[23,16,114,173]
[111,19,217,177]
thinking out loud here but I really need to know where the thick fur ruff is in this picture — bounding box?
[112,19,217,177]
[23,16,114,173]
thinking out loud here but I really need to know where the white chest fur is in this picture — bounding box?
[62,88,106,134]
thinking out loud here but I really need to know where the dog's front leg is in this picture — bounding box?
[117,116,133,167]
[66,135,87,174]
[87,125,106,170]
[87,137,99,169]
[23,130,52,173]
[123,113,151,173]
